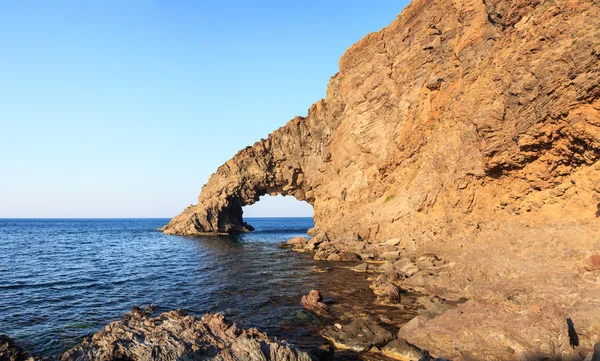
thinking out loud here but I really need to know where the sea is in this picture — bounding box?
[0,218,382,357]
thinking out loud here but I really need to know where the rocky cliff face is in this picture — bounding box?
[163,1,600,359]
[163,0,599,240]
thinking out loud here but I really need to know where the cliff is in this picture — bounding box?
[163,0,600,359]
[163,0,599,240]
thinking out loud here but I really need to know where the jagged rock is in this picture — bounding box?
[399,263,419,278]
[359,253,375,260]
[0,335,46,361]
[393,258,412,271]
[379,251,401,261]
[371,272,402,302]
[383,239,402,247]
[60,308,312,361]
[300,290,329,315]
[321,317,393,352]
[398,316,428,339]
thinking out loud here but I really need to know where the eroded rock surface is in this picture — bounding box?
[163,0,599,242]
[59,308,312,361]
[0,335,45,361]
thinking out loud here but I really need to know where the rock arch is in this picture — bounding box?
[161,84,345,235]
[163,0,600,240]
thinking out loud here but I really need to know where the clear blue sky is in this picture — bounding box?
[0,0,408,218]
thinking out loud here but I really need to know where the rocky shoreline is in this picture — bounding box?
[156,0,600,356]
[3,233,600,361]
[281,232,600,361]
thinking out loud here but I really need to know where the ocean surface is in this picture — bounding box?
[0,218,381,357]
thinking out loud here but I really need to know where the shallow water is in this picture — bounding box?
[0,217,412,358]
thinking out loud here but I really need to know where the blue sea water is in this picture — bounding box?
[0,217,369,356]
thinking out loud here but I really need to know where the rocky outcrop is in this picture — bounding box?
[301,290,329,316]
[163,0,600,239]
[59,308,312,361]
[0,335,46,361]
[0,308,314,361]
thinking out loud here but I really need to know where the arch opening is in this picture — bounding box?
[243,194,314,219]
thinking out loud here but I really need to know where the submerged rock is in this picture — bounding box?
[301,290,329,315]
[321,317,393,352]
[59,307,312,361]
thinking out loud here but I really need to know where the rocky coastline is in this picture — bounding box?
[4,235,600,361]
[4,233,600,361]
[158,0,600,358]
[6,0,599,359]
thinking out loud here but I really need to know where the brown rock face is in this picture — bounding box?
[162,0,600,359]
[162,0,600,240]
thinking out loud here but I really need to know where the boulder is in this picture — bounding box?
[287,236,310,247]
[300,290,329,315]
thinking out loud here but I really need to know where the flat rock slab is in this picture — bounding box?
[321,317,393,352]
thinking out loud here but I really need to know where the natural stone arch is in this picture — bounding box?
[161,97,343,235]
[161,135,310,235]
[163,0,600,240]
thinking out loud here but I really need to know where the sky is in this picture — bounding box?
[0,0,408,218]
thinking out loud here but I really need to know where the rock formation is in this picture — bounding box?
[163,0,600,239]
[0,308,313,361]
[162,0,600,359]
[60,308,313,361]
[0,335,46,361]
